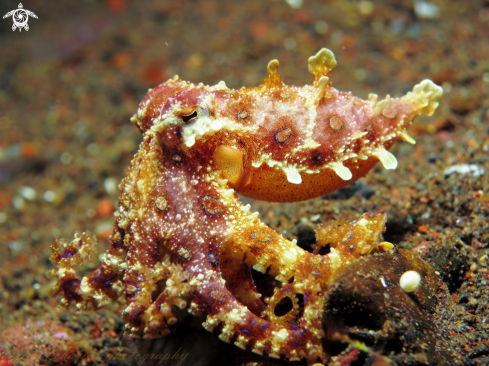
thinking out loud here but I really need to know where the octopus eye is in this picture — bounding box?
[181,111,198,124]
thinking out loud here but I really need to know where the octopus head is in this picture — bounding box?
[133,78,217,144]
[132,77,251,189]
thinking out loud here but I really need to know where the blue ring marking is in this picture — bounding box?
[209,290,226,304]
[311,270,320,277]
[91,269,102,280]
[103,279,111,287]
[62,252,73,259]
[242,328,251,335]
[251,318,268,328]
[308,256,323,266]
[153,242,160,258]
[127,286,140,296]
[177,246,191,260]
[251,232,272,243]
[293,343,299,348]
[342,230,353,243]
[329,115,344,131]
[66,279,79,287]
[154,195,169,212]
[207,253,218,266]
[293,326,304,337]
[238,111,248,120]
[349,244,355,251]
[202,194,222,217]
[274,127,292,144]
[369,212,375,218]
[304,293,308,305]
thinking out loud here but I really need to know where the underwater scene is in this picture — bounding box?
[0,1,488,365]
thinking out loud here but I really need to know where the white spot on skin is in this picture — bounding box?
[400,270,421,292]
[272,328,289,343]
[281,247,297,266]
[183,114,228,147]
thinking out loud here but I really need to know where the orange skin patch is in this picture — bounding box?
[212,145,248,189]
[48,48,442,363]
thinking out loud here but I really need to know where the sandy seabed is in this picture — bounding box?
[0,1,488,365]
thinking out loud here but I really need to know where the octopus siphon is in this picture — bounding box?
[49,48,443,364]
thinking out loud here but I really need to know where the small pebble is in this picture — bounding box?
[414,1,439,19]
[104,177,118,195]
[12,196,25,210]
[310,214,321,222]
[44,191,56,202]
[19,186,36,200]
[443,164,485,177]
[285,0,303,9]
[60,152,72,164]
[314,21,328,34]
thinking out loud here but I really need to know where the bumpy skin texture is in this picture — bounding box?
[49,49,442,364]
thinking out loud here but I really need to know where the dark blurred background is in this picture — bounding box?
[2,0,486,254]
[1,1,488,365]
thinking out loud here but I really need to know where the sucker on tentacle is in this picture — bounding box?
[48,48,442,364]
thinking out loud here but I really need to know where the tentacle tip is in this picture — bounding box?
[308,48,337,85]
[264,59,282,88]
[412,79,443,116]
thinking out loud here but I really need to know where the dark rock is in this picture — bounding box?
[322,249,451,365]
[295,224,316,252]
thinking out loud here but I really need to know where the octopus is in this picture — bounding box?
[49,48,443,364]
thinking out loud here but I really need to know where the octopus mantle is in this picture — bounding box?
[49,48,442,364]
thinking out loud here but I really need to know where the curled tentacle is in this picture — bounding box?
[49,47,442,364]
